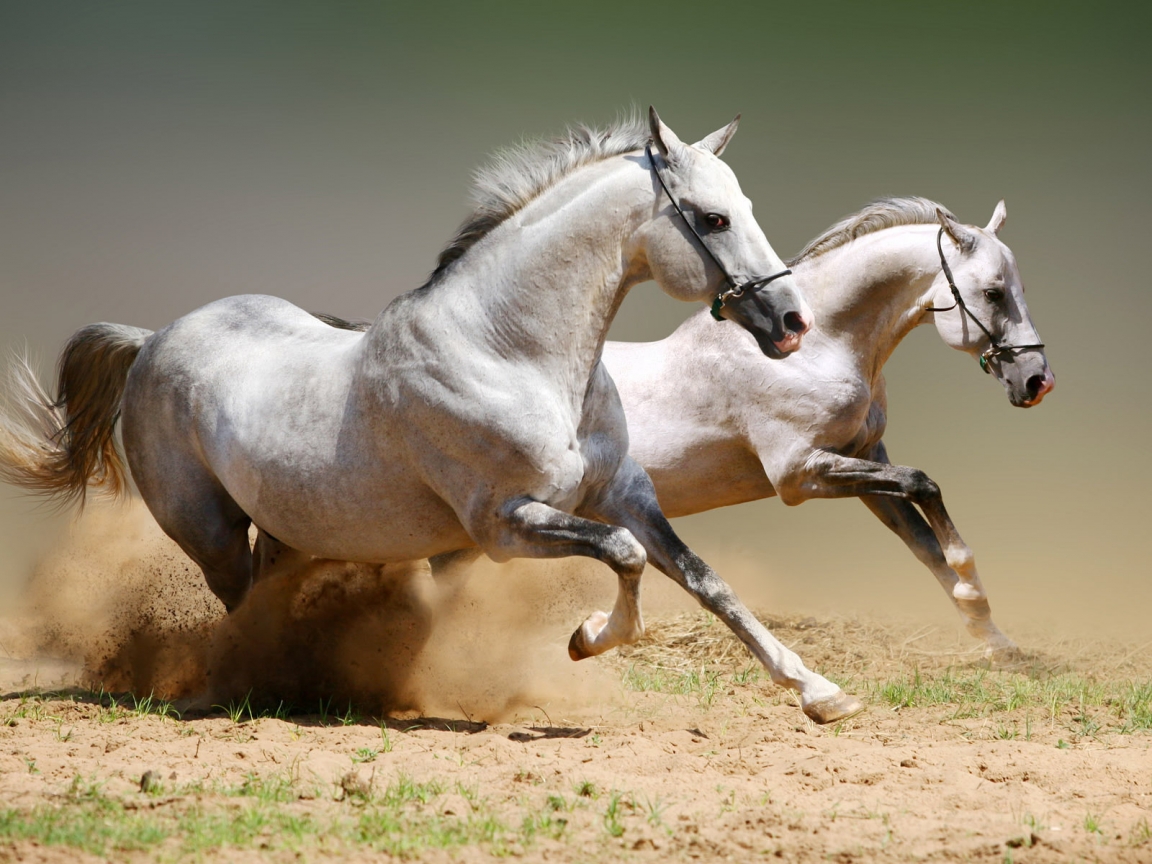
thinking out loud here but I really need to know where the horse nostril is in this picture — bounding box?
[783,311,807,336]
[1026,374,1045,397]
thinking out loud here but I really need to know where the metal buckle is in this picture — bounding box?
[710,282,749,320]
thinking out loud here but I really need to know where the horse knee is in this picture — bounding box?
[907,469,940,501]
[605,528,646,578]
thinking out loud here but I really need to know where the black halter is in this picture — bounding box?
[927,226,1045,373]
[646,143,793,321]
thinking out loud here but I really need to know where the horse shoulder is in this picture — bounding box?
[746,348,880,501]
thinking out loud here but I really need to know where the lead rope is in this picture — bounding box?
[926,226,1044,373]
[645,142,793,321]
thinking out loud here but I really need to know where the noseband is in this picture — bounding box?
[927,227,1045,373]
[646,143,793,321]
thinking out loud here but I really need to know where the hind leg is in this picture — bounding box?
[131,461,255,611]
[164,495,253,612]
[121,369,256,611]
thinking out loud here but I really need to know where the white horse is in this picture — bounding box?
[606,198,1054,659]
[0,110,867,724]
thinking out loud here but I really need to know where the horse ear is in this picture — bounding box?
[694,114,740,156]
[985,200,1007,235]
[936,207,978,253]
[648,106,688,162]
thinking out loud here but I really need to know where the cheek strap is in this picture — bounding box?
[925,227,1044,374]
[646,143,792,322]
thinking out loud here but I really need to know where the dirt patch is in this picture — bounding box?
[0,505,1150,861]
[0,613,1149,862]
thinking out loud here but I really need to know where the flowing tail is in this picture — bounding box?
[0,323,154,508]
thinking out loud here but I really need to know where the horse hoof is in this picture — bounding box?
[802,690,866,725]
[985,641,1025,667]
[568,611,609,661]
[568,627,589,661]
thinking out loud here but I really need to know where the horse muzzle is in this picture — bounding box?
[719,281,812,359]
[1021,367,1055,407]
[994,352,1054,408]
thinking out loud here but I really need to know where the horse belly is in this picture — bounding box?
[222,410,475,563]
[642,435,776,518]
[258,481,473,563]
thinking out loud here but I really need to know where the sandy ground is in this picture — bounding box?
[0,619,1149,863]
[0,507,1148,862]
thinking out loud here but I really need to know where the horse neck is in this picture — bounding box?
[417,156,648,389]
[796,224,943,375]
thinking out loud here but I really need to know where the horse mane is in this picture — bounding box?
[422,114,651,287]
[787,196,956,266]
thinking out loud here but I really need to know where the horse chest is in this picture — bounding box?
[793,369,874,440]
[779,364,884,457]
[838,396,888,456]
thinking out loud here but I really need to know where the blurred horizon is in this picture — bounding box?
[1,2,1149,640]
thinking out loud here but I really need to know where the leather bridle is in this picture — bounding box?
[646,143,793,322]
[927,226,1045,373]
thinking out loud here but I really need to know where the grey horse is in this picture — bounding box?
[605,199,1052,660]
[323,199,1053,670]
[0,110,864,724]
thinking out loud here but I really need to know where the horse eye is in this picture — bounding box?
[983,288,1005,303]
[704,213,730,231]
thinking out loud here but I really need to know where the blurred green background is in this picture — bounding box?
[1,2,1148,637]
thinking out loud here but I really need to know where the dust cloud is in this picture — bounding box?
[4,493,1118,720]
[2,502,620,722]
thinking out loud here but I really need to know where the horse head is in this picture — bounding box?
[640,107,812,359]
[930,202,1054,407]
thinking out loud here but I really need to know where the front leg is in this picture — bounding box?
[858,496,1017,660]
[473,498,647,660]
[584,458,864,725]
[778,441,1016,659]
[781,445,990,605]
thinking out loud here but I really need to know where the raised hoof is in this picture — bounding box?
[802,690,866,725]
[567,628,589,662]
[568,611,610,661]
